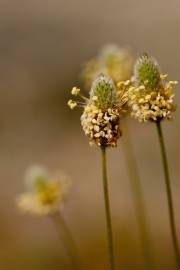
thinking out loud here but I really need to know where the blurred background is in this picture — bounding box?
[1,0,180,269]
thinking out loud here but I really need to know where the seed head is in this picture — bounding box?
[81,104,121,147]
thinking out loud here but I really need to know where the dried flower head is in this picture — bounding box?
[82,44,134,89]
[17,166,71,216]
[68,74,128,147]
[124,54,177,122]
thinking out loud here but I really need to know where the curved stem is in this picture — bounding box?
[156,121,180,269]
[51,212,79,270]
[122,120,153,270]
[101,146,115,270]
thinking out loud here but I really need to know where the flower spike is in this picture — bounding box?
[68,73,128,147]
[125,54,177,122]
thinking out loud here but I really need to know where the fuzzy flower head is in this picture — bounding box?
[90,74,117,109]
[82,44,134,89]
[126,54,177,122]
[17,166,71,216]
[134,54,161,90]
[68,74,128,147]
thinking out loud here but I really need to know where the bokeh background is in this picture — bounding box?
[1,0,180,269]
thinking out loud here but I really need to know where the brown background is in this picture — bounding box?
[0,0,180,269]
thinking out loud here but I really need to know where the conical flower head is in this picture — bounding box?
[90,74,117,109]
[68,73,128,147]
[127,54,177,122]
[134,54,161,90]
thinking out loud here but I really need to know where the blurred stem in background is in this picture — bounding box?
[51,212,79,270]
[156,121,180,270]
[101,146,115,270]
[122,119,153,270]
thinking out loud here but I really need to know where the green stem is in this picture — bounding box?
[122,120,153,270]
[156,120,180,269]
[51,212,79,270]
[101,146,115,270]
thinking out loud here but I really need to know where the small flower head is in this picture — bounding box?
[17,166,71,216]
[68,74,128,147]
[82,44,134,89]
[127,54,177,122]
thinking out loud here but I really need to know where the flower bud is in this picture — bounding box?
[90,74,116,109]
[134,54,161,90]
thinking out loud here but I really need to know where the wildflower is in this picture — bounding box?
[82,44,134,89]
[124,54,177,122]
[128,54,180,268]
[17,166,71,216]
[68,74,128,147]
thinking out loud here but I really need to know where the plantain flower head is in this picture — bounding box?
[82,44,134,89]
[125,54,177,122]
[68,74,128,147]
[90,74,117,109]
[17,166,71,216]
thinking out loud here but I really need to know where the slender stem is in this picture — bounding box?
[101,146,115,270]
[122,120,153,270]
[156,120,180,269]
[51,212,79,270]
